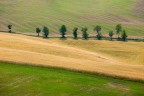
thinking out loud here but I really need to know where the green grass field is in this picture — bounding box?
[0,62,144,96]
[0,0,144,36]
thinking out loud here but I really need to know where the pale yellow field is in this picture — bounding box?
[0,32,144,80]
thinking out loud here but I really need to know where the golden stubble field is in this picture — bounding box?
[0,32,144,80]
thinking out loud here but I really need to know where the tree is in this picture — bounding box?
[81,27,88,39]
[59,25,67,38]
[96,33,102,40]
[94,25,102,40]
[73,27,78,39]
[109,31,114,41]
[36,27,41,37]
[8,25,12,33]
[43,26,49,38]
[94,25,101,34]
[115,24,122,39]
[121,30,128,41]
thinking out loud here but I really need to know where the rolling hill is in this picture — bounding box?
[0,0,144,36]
[0,32,144,80]
[0,1,144,95]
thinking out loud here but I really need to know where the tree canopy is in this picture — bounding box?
[60,25,67,38]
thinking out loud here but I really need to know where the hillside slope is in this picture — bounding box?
[0,0,144,36]
[0,62,144,96]
[0,32,144,80]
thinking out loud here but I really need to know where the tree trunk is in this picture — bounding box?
[117,33,121,40]
[38,33,39,37]
[9,29,11,33]
[111,37,112,41]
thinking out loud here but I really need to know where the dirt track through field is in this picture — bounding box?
[0,33,144,80]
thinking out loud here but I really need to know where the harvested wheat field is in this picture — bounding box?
[0,32,144,80]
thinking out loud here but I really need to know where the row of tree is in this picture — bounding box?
[7,24,128,41]
[35,24,127,41]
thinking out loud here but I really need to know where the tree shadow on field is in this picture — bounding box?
[59,37,67,40]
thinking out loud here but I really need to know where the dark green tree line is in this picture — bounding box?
[8,25,12,33]
[36,27,41,37]
[59,25,67,38]
[73,27,78,39]
[43,26,49,38]
[121,30,128,41]
[109,31,114,41]
[94,25,102,40]
[116,24,122,40]
[81,27,88,39]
